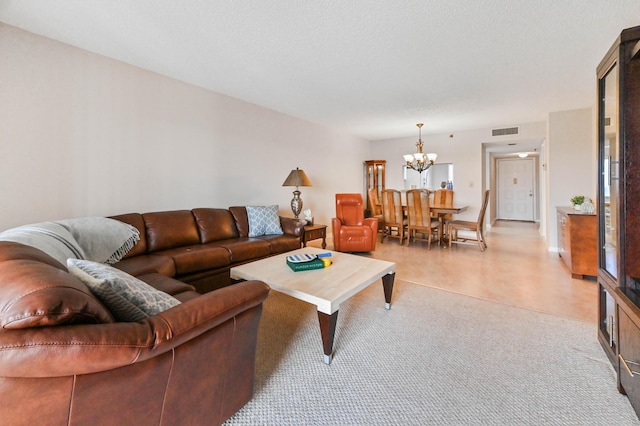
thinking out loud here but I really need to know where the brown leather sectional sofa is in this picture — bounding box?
[111,206,305,293]
[0,206,305,425]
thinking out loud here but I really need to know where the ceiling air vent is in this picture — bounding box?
[492,127,519,137]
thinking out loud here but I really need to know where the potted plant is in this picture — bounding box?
[570,195,586,210]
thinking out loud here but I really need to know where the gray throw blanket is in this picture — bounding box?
[0,217,139,265]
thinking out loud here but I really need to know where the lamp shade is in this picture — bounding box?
[282,167,312,187]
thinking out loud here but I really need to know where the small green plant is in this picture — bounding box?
[570,195,586,206]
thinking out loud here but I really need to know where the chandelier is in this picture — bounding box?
[403,123,437,173]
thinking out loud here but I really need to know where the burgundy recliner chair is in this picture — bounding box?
[331,193,378,252]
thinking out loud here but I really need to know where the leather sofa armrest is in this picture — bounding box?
[363,217,378,232]
[280,216,306,237]
[0,280,269,378]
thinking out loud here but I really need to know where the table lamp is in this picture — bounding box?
[282,167,312,218]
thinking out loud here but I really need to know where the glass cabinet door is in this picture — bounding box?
[364,160,386,216]
[600,64,619,279]
[599,284,617,352]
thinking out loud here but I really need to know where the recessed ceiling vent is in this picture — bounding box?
[492,127,519,137]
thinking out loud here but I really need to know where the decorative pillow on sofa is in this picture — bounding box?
[246,205,284,237]
[67,259,181,322]
[57,217,140,264]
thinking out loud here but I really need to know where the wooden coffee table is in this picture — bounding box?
[230,247,396,364]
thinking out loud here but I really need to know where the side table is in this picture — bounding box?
[302,224,327,249]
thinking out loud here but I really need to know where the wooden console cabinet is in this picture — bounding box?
[556,207,597,279]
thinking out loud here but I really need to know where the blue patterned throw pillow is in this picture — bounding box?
[67,259,181,322]
[246,205,284,237]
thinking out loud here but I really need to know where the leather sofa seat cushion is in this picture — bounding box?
[212,238,271,263]
[143,210,200,252]
[0,259,114,328]
[257,234,302,254]
[136,273,197,296]
[110,213,148,258]
[192,208,239,243]
[135,273,201,303]
[114,254,176,278]
[337,226,374,248]
[155,245,231,275]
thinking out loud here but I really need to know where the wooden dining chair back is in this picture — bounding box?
[433,188,455,235]
[380,189,406,244]
[433,189,454,206]
[368,188,382,216]
[405,189,440,249]
[448,189,490,251]
[367,187,385,234]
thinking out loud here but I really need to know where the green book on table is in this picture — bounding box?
[286,258,325,272]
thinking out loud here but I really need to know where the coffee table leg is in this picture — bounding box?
[317,311,339,365]
[383,272,395,310]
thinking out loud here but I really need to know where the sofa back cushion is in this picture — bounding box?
[192,208,239,243]
[228,206,250,238]
[0,242,114,328]
[109,213,148,258]
[142,210,200,252]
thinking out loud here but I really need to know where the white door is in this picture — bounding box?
[497,158,534,221]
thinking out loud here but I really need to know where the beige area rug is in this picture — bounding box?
[224,280,638,425]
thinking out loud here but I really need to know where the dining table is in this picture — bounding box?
[431,204,468,246]
[402,203,469,247]
[430,204,468,216]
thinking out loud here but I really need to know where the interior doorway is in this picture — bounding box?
[496,157,535,221]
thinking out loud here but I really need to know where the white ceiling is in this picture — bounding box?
[1,1,639,141]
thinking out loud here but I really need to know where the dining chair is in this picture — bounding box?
[405,189,440,249]
[448,189,490,251]
[380,189,406,244]
[367,187,385,235]
[433,188,454,236]
[433,189,454,206]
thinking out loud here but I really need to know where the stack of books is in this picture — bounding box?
[286,253,332,272]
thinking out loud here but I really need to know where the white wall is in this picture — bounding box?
[545,107,596,250]
[0,24,369,231]
[0,23,596,249]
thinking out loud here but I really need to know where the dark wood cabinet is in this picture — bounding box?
[302,224,327,249]
[596,25,640,417]
[556,207,597,279]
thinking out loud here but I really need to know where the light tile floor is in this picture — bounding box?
[319,220,597,324]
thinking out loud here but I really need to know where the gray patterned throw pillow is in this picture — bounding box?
[246,205,284,237]
[67,259,181,322]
